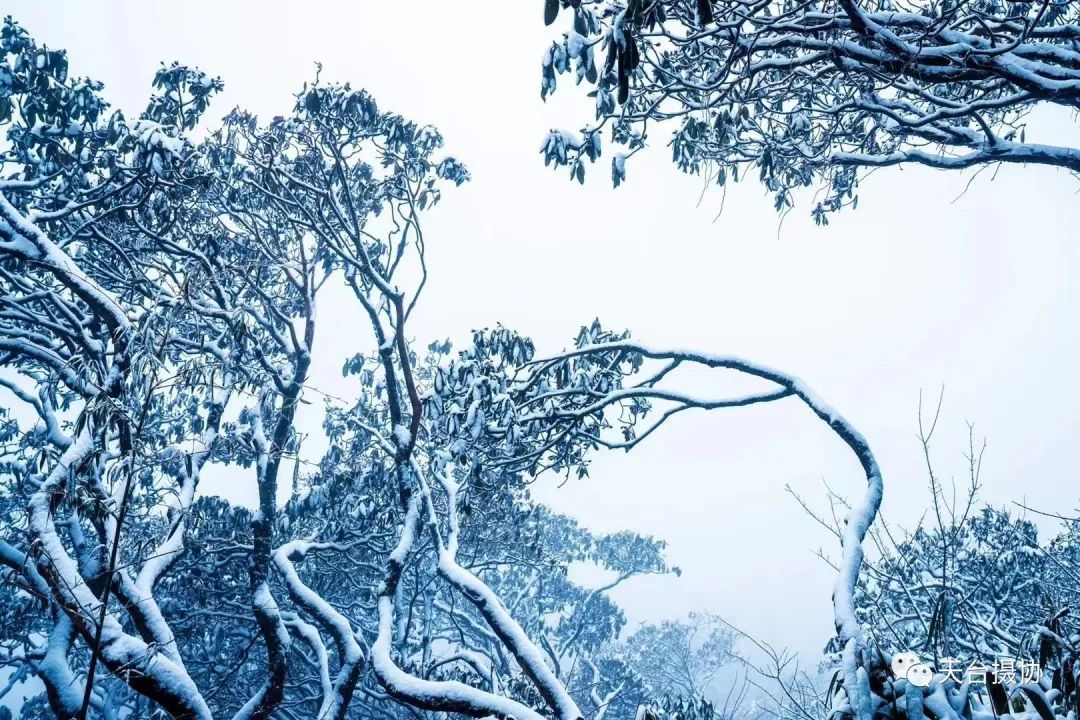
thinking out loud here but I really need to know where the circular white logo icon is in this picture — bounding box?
[891,652,933,688]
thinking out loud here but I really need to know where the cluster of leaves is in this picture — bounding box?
[539,0,1080,220]
[637,695,723,720]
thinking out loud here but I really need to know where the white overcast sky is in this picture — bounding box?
[10,0,1080,666]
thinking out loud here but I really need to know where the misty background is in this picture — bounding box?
[8,0,1080,672]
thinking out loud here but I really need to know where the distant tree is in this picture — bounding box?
[539,0,1080,221]
[0,16,884,720]
[622,612,735,699]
